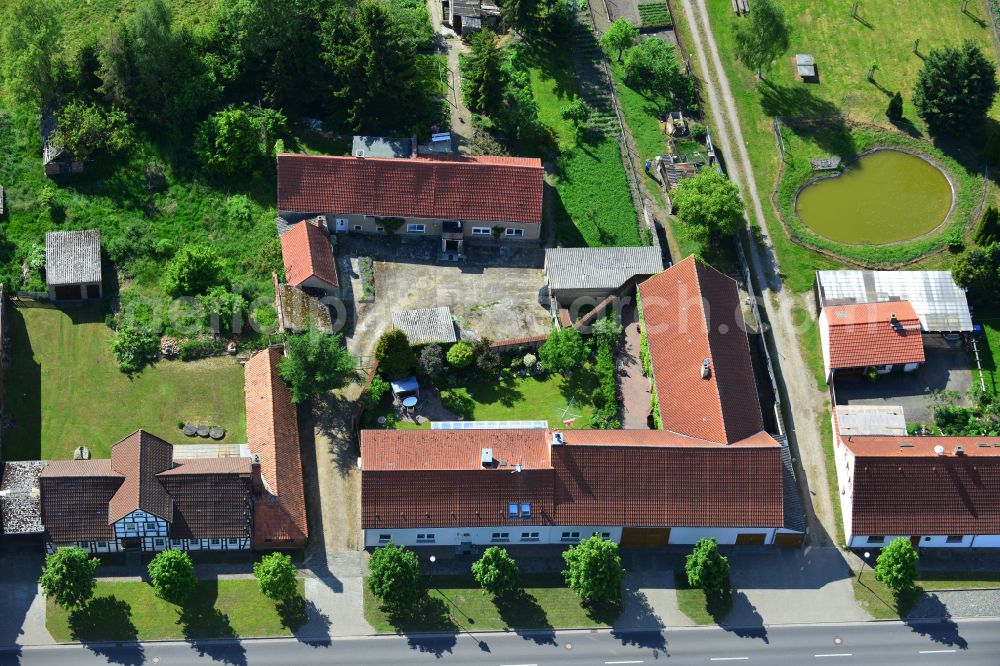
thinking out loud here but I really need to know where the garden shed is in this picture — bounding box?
[45,230,102,301]
[391,307,457,345]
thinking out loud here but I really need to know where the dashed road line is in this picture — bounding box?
[605,661,644,664]
[919,650,957,654]
[710,658,749,662]
[814,654,853,658]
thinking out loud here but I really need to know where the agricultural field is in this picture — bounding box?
[638,3,673,30]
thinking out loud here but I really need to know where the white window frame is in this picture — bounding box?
[560,531,581,542]
[504,227,525,237]
[376,225,385,232]
[416,533,435,543]
[378,534,391,544]
[472,227,492,236]
[407,223,426,234]
[867,536,885,544]
[946,535,964,543]
[491,532,510,542]
[520,532,540,542]
[353,224,363,232]
[520,503,532,518]
[508,503,519,518]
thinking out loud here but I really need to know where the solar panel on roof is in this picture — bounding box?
[431,420,549,430]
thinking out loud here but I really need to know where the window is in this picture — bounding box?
[353,225,363,232]
[946,535,964,543]
[378,534,391,544]
[521,503,532,518]
[866,536,885,544]
[472,227,492,236]
[171,539,182,546]
[508,503,519,518]
[416,533,435,543]
[97,541,107,548]
[407,223,426,233]
[601,532,611,539]
[491,532,510,542]
[376,225,385,232]
[560,531,580,542]
[228,538,239,545]
[504,228,524,238]
[211,539,220,545]
[520,532,540,542]
[154,538,164,546]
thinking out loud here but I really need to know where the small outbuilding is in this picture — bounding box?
[45,230,102,301]
[796,54,817,81]
[391,307,457,346]
[545,246,664,310]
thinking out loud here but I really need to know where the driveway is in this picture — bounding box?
[0,550,52,646]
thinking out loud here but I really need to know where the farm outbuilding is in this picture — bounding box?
[45,230,102,301]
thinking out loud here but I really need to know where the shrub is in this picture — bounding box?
[975,206,1000,246]
[368,544,421,608]
[111,322,159,373]
[364,374,391,410]
[886,91,904,121]
[442,387,475,419]
[278,329,359,403]
[418,344,445,381]
[874,538,919,592]
[162,245,224,297]
[539,327,585,374]
[447,341,474,368]
[253,553,299,602]
[562,534,626,604]
[523,352,537,367]
[375,329,416,380]
[148,549,197,604]
[471,546,520,596]
[473,338,502,373]
[179,337,225,360]
[689,122,708,142]
[592,315,623,345]
[685,538,730,594]
[379,217,405,233]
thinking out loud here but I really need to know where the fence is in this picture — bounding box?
[970,336,989,394]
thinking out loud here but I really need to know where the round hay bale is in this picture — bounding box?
[196,425,210,438]
[183,424,197,437]
[209,427,225,440]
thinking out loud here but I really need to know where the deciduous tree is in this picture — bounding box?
[0,0,62,106]
[162,245,224,297]
[148,549,197,604]
[561,534,626,604]
[278,329,359,403]
[623,38,693,113]
[54,100,135,161]
[671,170,745,242]
[446,340,474,368]
[601,18,638,63]
[498,0,540,36]
[39,547,100,610]
[561,98,591,139]
[368,543,421,608]
[374,328,417,380]
[253,552,299,601]
[539,326,585,374]
[874,538,919,592]
[472,547,520,596]
[418,344,445,382]
[685,538,730,593]
[733,0,790,80]
[914,41,998,135]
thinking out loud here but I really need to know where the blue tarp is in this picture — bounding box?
[390,376,419,398]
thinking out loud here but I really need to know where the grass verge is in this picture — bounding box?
[818,409,847,548]
[46,579,304,642]
[852,570,1000,620]
[674,574,732,625]
[363,574,617,633]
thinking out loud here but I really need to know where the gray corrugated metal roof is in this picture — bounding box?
[45,230,101,286]
[780,444,807,533]
[815,270,973,332]
[392,307,457,345]
[546,247,664,291]
[351,135,413,159]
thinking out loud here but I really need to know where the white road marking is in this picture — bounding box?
[605,661,644,664]
[919,650,957,654]
[710,658,749,662]
[814,654,853,658]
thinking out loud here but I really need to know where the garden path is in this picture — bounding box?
[617,304,651,429]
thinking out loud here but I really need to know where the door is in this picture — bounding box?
[910,536,921,548]
[85,284,101,299]
[54,285,81,300]
[620,528,670,547]
[735,533,767,545]
[773,532,804,548]
[336,218,348,232]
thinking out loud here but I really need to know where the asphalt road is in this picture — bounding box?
[4,619,998,666]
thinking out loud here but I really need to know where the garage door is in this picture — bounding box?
[735,533,767,545]
[773,532,804,548]
[54,285,81,300]
[620,528,670,547]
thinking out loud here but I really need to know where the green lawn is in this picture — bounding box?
[976,317,1000,397]
[694,0,1000,291]
[364,367,599,429]
[47,579,303,642]
[674,575,732,625]
[526,44,640,247]
[54,0,218,51]
[853,570,1000,620]
[364,575,616,633]
[818,409,846,548]
[794,304,826,390]
[4,304,247,460]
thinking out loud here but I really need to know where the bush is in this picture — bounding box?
[886,91,904,121]
[539,327,585,375]
[447,341,474,368]
[278,330,359,403]
[442,387,475,419]
[368,544,421,608]
[523,352,537,367]
[471,546,519,596]
[148,550,197,604]
[689,122,708,142]
[473,338,502,374]
[162,245,224,297]
[375,329,416,380]
[975,206,1000,246]
[418,344,445,381]
[685,538,730,594]
[111,321,160,373]
[179,337,225,360]
[253,553,299,602]
[364,374,391,410]
[561,534,626,604]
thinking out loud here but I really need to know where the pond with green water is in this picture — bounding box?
[795,149,953,245]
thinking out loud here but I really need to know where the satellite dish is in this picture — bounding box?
[934,445,945,456]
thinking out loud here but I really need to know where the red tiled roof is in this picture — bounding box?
[280,219,338,289]
[277,153,544,224]
[638,256,764,444]
[361,429,552,471]
[107,431,174,523]
[40,461,122,543]
[245,347,308,547]
[559,429,780,448]
[844,436,1000,535]
[822,302,925,370]
[157,468,252,540]
[552,444,785,528]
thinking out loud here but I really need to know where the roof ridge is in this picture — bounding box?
[691,260,728,444]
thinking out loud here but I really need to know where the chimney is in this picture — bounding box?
[411,136,418,159]
[701,358,711,379]
[251,454,264,493]
[955,445,965,456]
[481,448,494,467]
[551,431,564,446]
